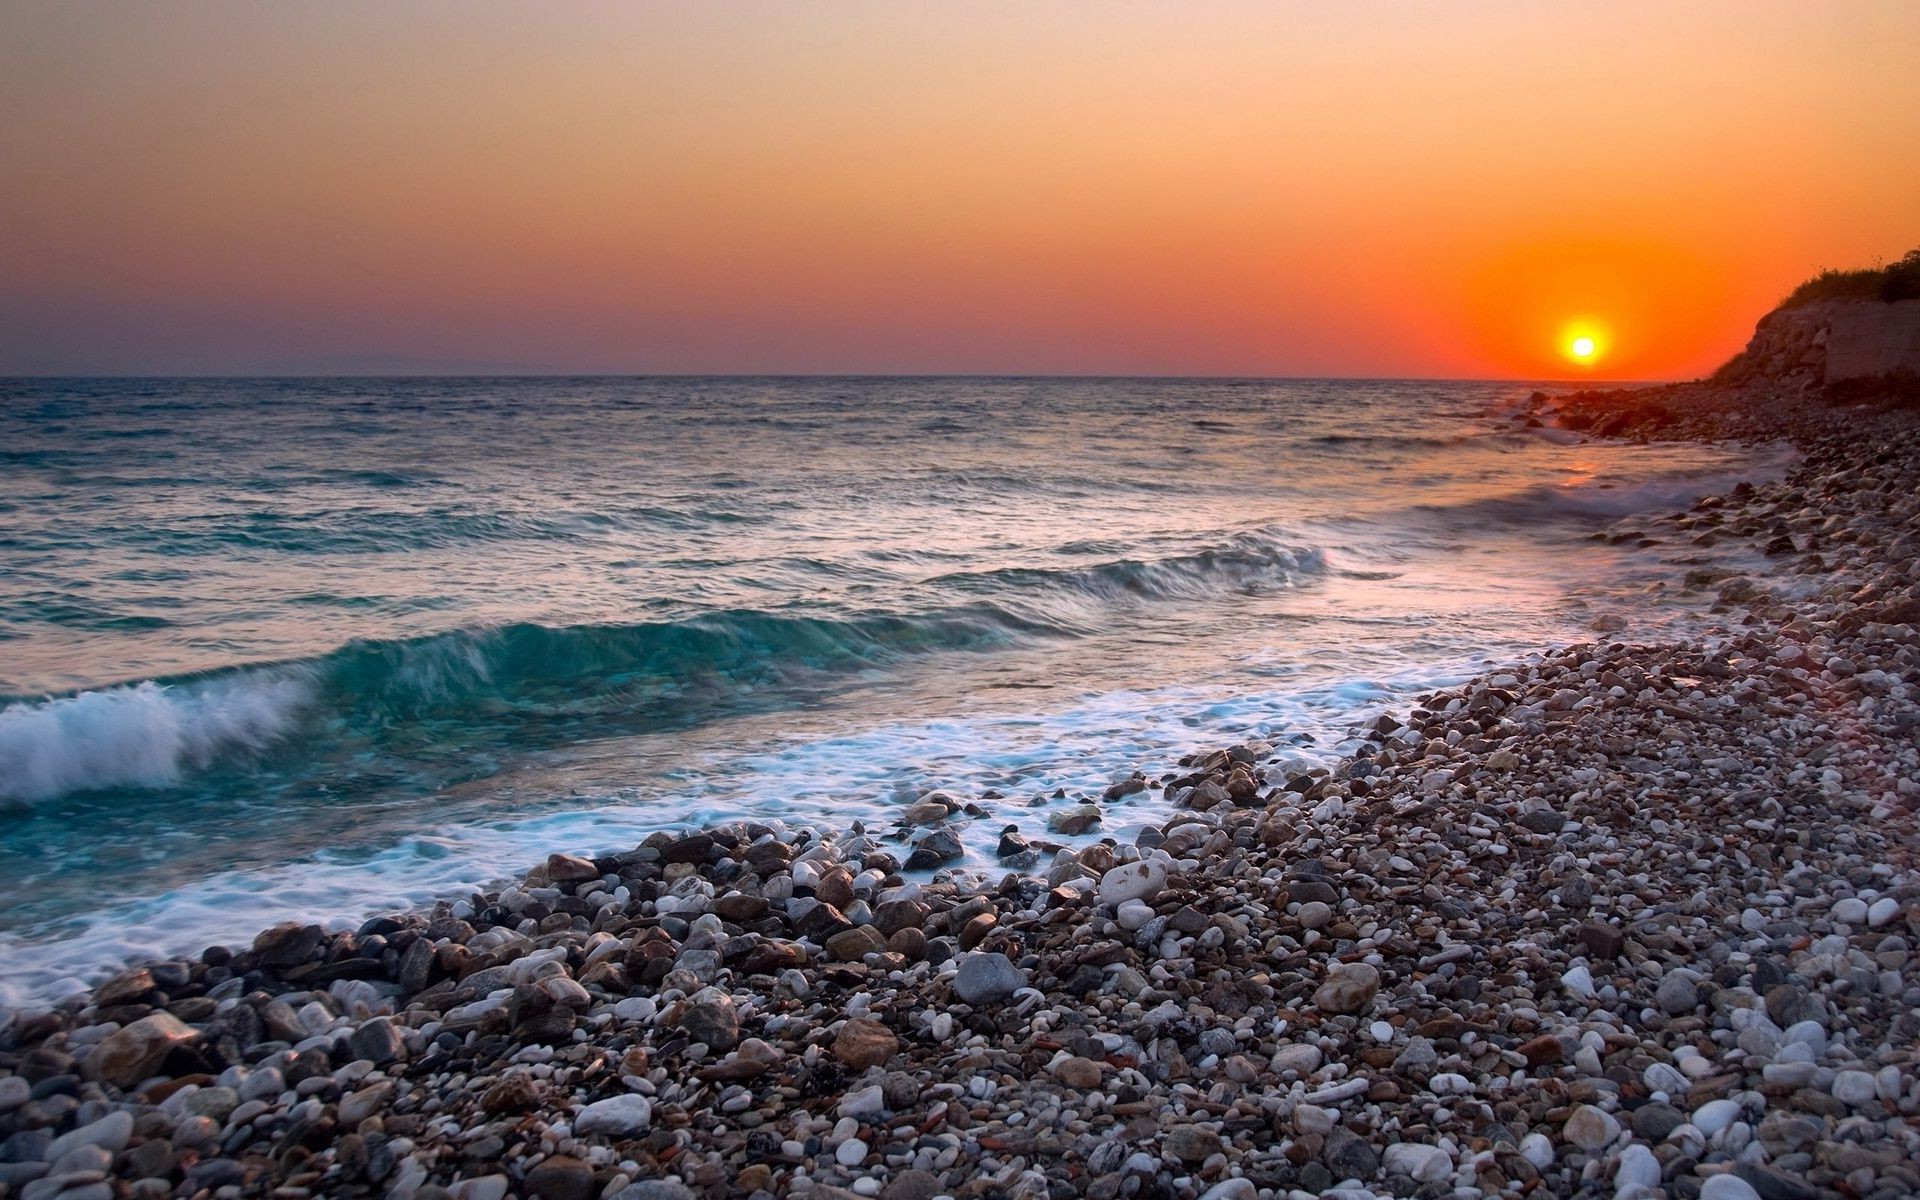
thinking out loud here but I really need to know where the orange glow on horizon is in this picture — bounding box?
[0,3,1916,377]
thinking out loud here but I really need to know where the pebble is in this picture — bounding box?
[574,1094,653,1136]
[1699,1176,1764,1200]
[1565,1104,1620,1151]
[951,951,1026,1005]
[1382,1142,1451,1182]
[1096,860,1167,906]
[836,1137,869,1167]
[1311,962,1381,1014]
[1692,1099,1742,1136]
[1614,1143,1661,1194]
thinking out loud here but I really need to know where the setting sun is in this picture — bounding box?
[1561,323,1607,369]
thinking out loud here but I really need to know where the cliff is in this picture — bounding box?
[1714,297,1920,388]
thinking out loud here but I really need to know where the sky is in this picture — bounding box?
[1,2,1917,379]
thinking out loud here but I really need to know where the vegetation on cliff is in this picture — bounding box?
[1779,247,1920,308]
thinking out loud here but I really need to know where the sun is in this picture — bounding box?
[1560,323,1606,369]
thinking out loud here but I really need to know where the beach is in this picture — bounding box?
[0,376,1916,1200]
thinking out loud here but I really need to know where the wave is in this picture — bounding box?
[1407,460,1794,524]
[935,529,1322,606]
[0,530,1324,807]
[0,675,312,804]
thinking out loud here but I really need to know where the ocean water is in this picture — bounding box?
[0,377,1782,1004]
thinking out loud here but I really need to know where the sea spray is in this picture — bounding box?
[0,673,313,804]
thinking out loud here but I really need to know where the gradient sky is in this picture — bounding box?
[2,2,1917,379]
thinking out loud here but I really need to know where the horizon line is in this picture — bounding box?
[1,371,1668,386]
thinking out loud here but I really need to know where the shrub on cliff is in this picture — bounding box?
[1779,248,1920,308]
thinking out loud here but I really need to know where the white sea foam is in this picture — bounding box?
[0,673,314,805]
[0,659,1493,1008]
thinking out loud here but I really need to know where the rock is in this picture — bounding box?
[1382,1143,1451,1182]
[546,853,599,882]
[825,926,886,961]
[1614,1143,1661,1193]
[575,1094,653,1136]
[1699,1177,1764,1200]
[183,1086,239,1120]
[611,1183,696,1200]
[1691,1099,1741,1135]
[836,1138,869,1167]
[1731,1163,1819,1200]
[1296,900,1333,929]
[713,893,769,922]
[1163,1125,1221,1163]
[904,829,962,870]
[1564,1104,1620,1151]
[252,922,324,966]
[833,1019,899,1070]
[1866,896,1901,927]
[1312,963,1381,1014]
[1631,1103,1684,1142]
[1563,965,1595,998]
[1578,920,1626,960]
[952,952,1026,1005]
[525,1154,594,1200]
[673,990,739,1050]
[1518,809,1568,834]
[1830,1070,1878,1106]
[1655,973,1700,1015]
[93,967,155,1007]
[1272,1042,1324,1075]
[338,1081,392,1126]
[1096,860,1167,907]
[881,1170,944,1200]
[839,1084,885,1119]
[83,1012,197,1088]
[46,1111,133,1160]
[348,1016,405,1065]
[449,1176,512,1200]
[1047,805,1102,835]
[1830,897,1869,925]
[1519,1133,1555,1169]
[1052,1055,1103,1088]
[1323,1127,1379,1178]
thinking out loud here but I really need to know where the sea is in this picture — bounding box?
[0,377,1788,1006]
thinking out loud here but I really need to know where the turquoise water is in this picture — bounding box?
[0,377,1774,1003]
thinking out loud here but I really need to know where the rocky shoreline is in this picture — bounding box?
[3,385,1919,1200]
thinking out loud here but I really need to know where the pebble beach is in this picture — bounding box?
[3,380,1918,1200]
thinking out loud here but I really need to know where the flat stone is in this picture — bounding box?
[1097,860,1167,906]
[546,853,599,882]
[1564,1104,1620,1151]
[83,1013,197,1089]
[1312,963,1381,1014]
[1578,920,1626,960]
[951,952,1026,1005]
[348,1016,405,1065]
[575,1094,653,1137]
[1052,1056,1103,1088]
[1322,1127,1379,1178]
[833,1019,899,1070]
[525,1154,595,1200]
[1382,1143,1451,1182]
[46,1112,133,1161]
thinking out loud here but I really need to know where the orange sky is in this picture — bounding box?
[2,2,1916,378]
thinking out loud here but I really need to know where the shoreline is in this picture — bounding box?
[3,384,1918,1200]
